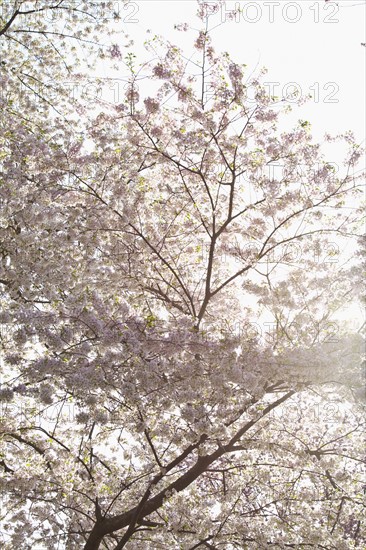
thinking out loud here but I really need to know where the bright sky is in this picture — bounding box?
[101,0,366,146]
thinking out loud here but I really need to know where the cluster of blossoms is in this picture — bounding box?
[143,97,160,114]
[108,43,122,59]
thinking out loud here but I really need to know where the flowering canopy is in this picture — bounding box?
[0,1,365,549]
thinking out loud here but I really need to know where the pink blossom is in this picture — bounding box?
[144,97,160,114]
[108,44,122,59]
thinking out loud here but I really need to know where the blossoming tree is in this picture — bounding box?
[0,1,365,549]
